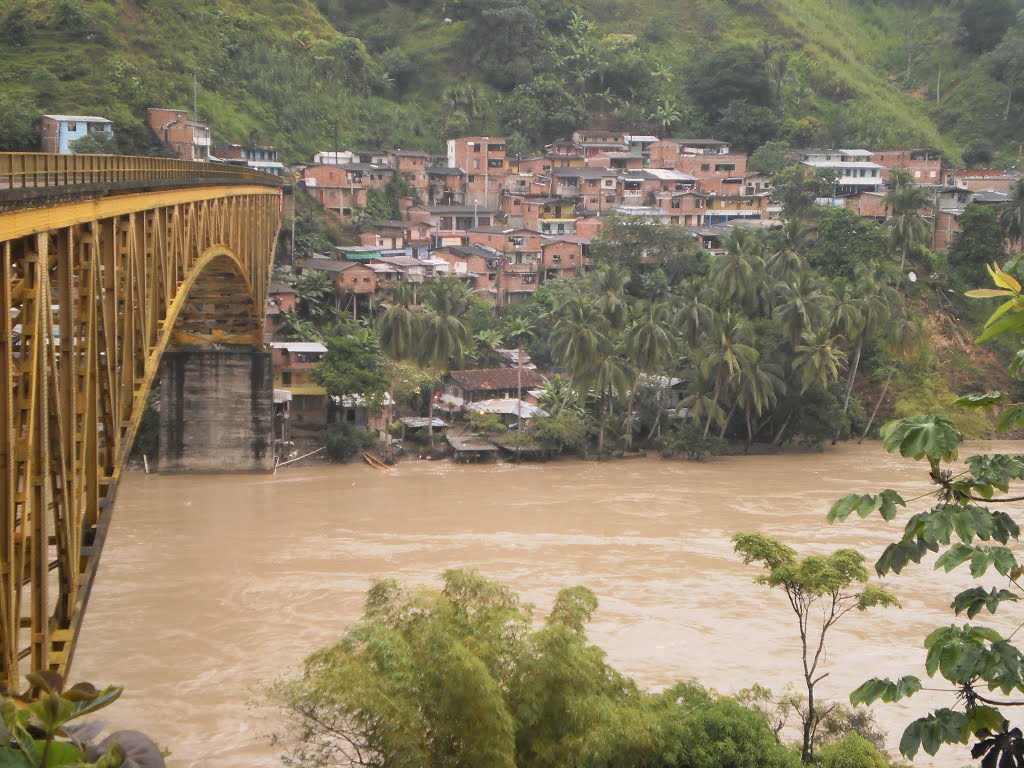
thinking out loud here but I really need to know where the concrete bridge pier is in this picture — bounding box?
[158,348,274,472]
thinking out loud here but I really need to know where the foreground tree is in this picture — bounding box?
[733,533,899,764]
[828,263,1024,764]
[267,568,802,768]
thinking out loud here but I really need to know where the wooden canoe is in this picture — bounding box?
[362,451,390,470]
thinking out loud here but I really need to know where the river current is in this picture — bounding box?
[73,441,1023,766]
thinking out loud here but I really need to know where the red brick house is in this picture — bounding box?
[387,150,431,194]
[541,237,588,279]
[875,149,942,184]
[146,108,211,161]
[447,136,507,209]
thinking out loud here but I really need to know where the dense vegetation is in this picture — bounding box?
[289,174,1024,457]
[3,0,1024,161]
[267,568,900,767]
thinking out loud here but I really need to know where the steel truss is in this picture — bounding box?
[0,185,283,691]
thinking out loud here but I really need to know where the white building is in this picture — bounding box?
[40,114,113,154]
[799,149,885,196]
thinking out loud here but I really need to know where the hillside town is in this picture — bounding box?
[35,111,1024,455]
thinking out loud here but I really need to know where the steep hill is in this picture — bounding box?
[0,0,1022,163]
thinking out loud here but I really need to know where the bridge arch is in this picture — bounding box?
[0,168,283,690]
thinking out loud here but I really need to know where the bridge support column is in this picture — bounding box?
[158,348,274,472]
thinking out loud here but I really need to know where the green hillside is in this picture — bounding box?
[0,0,1022,163]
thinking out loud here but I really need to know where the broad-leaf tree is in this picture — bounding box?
[733,533,899,764]
[828,262,1024,764]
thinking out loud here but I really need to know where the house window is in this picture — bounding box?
[488,159,504,168]
[363,278,371,283]
[671,199,681,209]
[701,164,710,171]
[522,274,536,284]
[67,122,77,131]
[914,170,922,178]
[510,236,524,246]
[473,160,480,169]
[282,372,292,385]
[468,175,476,182]
[714,163,735,172]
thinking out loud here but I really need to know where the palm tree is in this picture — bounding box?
[471,329,504,367]
[592,265,630,330]
[766,219,813,282]
[792,328,847,394]
[294,270,337,323]
[1002,177,1024,250]
[734,361,786,449]
[551,297,606,376]
[712,229,764,309]
[774,273,834,347]
[624,300,676,448]
[675,288,716,349]
[589,344,632,454]
[700,312,758,437]
[859,306,924,442]
[417,279,472,446]
[377,283,419,457]
[884,184,931,276]
[833,269,896,440]
[505,316,534,437]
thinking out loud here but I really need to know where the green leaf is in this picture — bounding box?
[952,587,1020,618]
[827,491,905,523]
[934,543,976,572]
[952,392,1005,408]
[968,705,1005,735]
[976,308,1024,343]
[0,750,32,768]
[969,548,991,577]
[964,288,1017,298]
[880,416,961,465]
[998,403,1024,432]
[67,685,122,721]
[991,546,1018,576]
[899,721,922,759]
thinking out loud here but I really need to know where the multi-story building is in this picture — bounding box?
[40,114,113,154]
[270,341,328,427]
[798,149,885,196]
[303,163,394,219]
[146,108,211,161]
[447,137,507,209]
[387,150,431,194]
[874,148,943,184]
[214,143,284,175]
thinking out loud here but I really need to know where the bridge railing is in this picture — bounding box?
[0,152,285,190]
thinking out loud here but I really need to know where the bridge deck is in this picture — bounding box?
[0,152,285,209]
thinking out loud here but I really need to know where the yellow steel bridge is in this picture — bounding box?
[0,153,285,691]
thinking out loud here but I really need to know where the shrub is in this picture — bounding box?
[656,422,728,460]
[323,423,374,461]
[816,733,891,768]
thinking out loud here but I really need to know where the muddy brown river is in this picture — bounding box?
[73,442,1024,766]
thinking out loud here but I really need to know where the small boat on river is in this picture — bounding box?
[362,452,390,470]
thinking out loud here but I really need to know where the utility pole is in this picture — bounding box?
[192,69,198,122]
